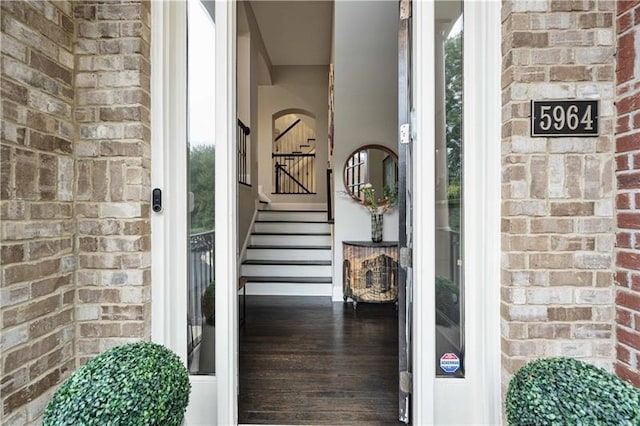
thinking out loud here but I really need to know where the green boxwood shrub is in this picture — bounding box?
[43,341,191,426]
[506,357,640,425]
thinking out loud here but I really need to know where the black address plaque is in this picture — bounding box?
[531,100,599,137]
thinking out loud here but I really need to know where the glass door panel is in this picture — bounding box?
[187,0,216,375]
[435,0,464,378]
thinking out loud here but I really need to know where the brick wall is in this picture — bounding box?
[615,0,640,387]
[1,1,76,424]
[73,0,152,364]
[0,1,152,423]
[501,0,617,394]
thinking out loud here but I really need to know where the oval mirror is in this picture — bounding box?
[343,144,398,210]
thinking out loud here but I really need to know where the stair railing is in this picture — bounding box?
[237,119,250,185]
[273,152,315,194]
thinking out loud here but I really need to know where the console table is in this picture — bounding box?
[342,241,399,309]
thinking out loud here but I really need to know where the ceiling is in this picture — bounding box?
[249,1,333,66]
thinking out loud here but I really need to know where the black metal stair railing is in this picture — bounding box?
[237,119,251,185]
[273,152,316,194]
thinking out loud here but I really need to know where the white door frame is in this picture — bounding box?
[151,1,502,424]
[423,1,502,424]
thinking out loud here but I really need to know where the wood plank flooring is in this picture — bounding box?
[239,296,402,425]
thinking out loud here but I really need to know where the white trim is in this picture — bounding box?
[215,1,238,424]
[412,1,435,424]
[239,208,259,261]
[150,0,167,346]
[150,1,188,360]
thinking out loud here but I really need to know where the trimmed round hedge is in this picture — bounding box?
[43,342,190,426]
[506,357,640,425]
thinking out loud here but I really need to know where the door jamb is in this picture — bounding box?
[411,1,435,424]
[215,1,239,424]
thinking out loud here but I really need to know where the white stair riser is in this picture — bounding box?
[254,222,330,234]
[246,248,332,261]
[257,211,327,222]
[244,283,332,296]
[250,234,331,246]
[241,264,332,277]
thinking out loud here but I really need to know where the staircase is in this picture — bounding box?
[241,208,333,296]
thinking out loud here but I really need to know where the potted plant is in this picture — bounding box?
[199,282,215,373]
[43,342,190,425]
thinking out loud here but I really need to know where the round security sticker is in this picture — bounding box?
[440,352,460,373]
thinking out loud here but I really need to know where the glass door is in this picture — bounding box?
[186,0,217,375]
[434,0,464,378]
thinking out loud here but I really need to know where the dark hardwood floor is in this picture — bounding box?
[239,296,402,425]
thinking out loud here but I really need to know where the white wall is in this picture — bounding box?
[333,0,399,299]
[237,2,261,252]
[258,66,329,204]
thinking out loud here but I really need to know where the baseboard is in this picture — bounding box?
[332,285,344,302]
[244,283,332,296]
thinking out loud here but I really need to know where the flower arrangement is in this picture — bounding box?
[360,183,398,214]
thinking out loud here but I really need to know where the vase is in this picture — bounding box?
[371,213,383,242]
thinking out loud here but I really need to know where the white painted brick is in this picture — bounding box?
[593,306,614,322]
[528,83,576,99]
[526,287,573,305]
[512,0,547,12]
[58,48,74,69]
[574,253,611,270]
[58,156,74,201]
[549,139,596,153]
[99,203,142,218]
[26,388,56,422]
[0,324,29,351]
[594,200,613,217]
[548,155,565,198]
[76,305,100,321]
[4,410,27,426]
[510,181,528,199]
[548,341,592,358]
[507,200,547,216]
[511,83,528,100]
[511,136,547,153]
[596,29,614,46]
[575,47,614,64]
[101,270,144,286]
[576,218,614,233]
[512,271,548,286]
[596,235,615,252]
[575,288,612,305]
[119,286,148,303]
[506,305,548,321]
[512,288,527,305]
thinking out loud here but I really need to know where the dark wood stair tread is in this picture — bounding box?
[247,245,331,250]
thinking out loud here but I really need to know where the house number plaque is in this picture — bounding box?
[531,100,599,137]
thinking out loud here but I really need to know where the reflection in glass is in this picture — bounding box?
[187,0,216,375]
[435,0,464,378]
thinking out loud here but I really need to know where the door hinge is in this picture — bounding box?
[400,370,413,394]
[400,247,412,268]
[400,123,410,144]
[400,0,411,20]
